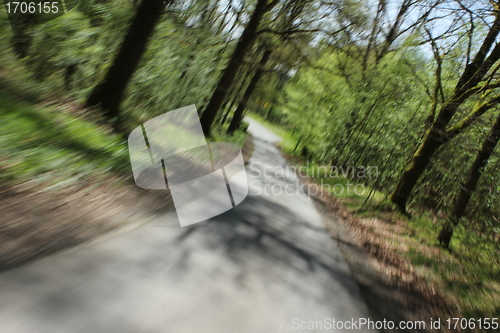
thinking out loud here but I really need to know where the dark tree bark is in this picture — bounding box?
[199,0,278,136]
[437,112,500,248]
[293,136,302,152]
[390,124,450,212]
[219,65,255,125]
[227,49,272,134]
[9,14,39,59]
[220,76,247,125]
[86,0,168,131]
[64,64,78,90]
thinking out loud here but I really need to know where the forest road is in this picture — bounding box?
[0,116,374,333]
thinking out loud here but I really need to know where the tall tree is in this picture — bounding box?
[227,48,272,134]
[199,0,279,136]
[437,111,500,248]
[390,7,500,213]
[86,0,170,131]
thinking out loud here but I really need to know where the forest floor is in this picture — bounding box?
[0,175,170,272]
[248,113,500,332]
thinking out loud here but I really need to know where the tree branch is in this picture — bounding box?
[447,93,500,136]
[257,24,352,37]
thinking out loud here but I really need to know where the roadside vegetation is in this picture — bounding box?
[1,0,499,328]
[248,112,500,328]
[1,1,251,268]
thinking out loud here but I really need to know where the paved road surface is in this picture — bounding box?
[0,117,374,332]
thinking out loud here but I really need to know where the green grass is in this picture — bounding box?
[405,213,500,320]
[211,124,248,148]
[0,93,250,191]
[246,112,299,151]
[0,92,130,189]
[301,163,386,203]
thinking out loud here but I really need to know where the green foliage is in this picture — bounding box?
[280,46,432,172]
[1,0,499,321]
[0,0,248,188]
[406,214,500,320]
[246,112,299,151]
[249,40,500,318]
[274,38,500,237]
[0,92,129,188]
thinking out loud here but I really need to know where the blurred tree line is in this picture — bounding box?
[1,0,500,248]
[271,0,500,249]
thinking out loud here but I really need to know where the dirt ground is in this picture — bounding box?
[0,178,170,272]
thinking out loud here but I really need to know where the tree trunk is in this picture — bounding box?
[437,112,500,248]
[219,66,253,125]
[293,136,302,152]
[220,79,245,125]
[227,49,272,134]
[390,92,500,213]
[86,0,167,131]
[199,0,275,136]
[390,12,500,212]
[10,14,39,59]
[390,123,449,213]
